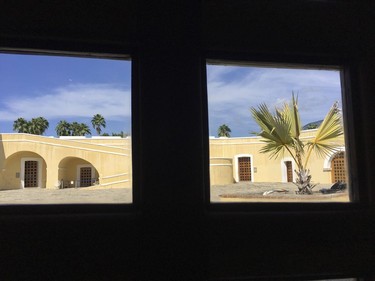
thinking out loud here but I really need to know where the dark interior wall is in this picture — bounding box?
[0,1,374,280]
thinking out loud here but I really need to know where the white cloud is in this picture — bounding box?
[207,65,342,136]
[0,83,131,121]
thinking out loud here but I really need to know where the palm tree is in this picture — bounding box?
[13,118,29,133]
[218,124,231,137]
[251,94,343,194]
[111,131,129,138]
[91,114,106,135]
[29,117,49,135]
[71,122,91,136]
[77,123,91,136]
[55,120,72,136]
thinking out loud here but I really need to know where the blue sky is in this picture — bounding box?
[0,54,131,136]
[0,54,342,138]
[207,64,342,137]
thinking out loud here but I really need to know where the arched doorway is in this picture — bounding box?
[331,151,347,183]
[58,157,99,188]
[3,151,47,189]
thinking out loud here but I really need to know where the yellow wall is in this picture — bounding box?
[0,134,131,190]
[210,157,233,185]
[0,130,345,190]
[209,130,346,185]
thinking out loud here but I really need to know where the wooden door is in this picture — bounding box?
[285,161,293,182]
[238,157,251,181]
[24,161,38,187]
[80,167,92,187]
[331,152,346,183]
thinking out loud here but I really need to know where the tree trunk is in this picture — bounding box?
[294,169,314,194]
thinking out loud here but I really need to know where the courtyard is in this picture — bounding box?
[0,186,132,204]
[0,182,349,204]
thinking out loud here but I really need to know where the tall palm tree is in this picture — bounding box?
[217,124,231,137]
[251,94,343,194]
[91,114,106,135]
[29,117,49,135]
[13,117,29,133]
[55,120,72,136]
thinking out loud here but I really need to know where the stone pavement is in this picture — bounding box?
[0,182,348,205]
[0,187,132,204]
[211,182,349,202]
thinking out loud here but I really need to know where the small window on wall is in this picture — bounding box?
[207,61,350,203]
[0,53,132,204]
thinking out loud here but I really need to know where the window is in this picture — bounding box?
[0,53,132,204]
[207,62,350,203]
[1,1,374,280]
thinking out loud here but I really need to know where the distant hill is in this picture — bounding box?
[303,120,323,130]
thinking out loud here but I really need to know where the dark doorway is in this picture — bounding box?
[24,161,38,187]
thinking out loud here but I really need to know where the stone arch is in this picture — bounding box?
[58,157,99,188]
[2,151,47,189]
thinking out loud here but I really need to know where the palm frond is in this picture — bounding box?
[305,101,343,163]
[251,102,297,160]
[291,93,301,139]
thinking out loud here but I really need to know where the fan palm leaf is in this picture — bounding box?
[304,101,343,165]
[251,103,298,163]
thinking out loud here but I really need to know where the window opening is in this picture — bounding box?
[0,52,132,204]
[207,62,350,203]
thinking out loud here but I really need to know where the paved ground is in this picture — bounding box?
[0,186,133,204]
[0,182,349,205]
[211,182,349,202]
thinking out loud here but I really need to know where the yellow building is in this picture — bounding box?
[0,133,132,190]
[209,129,346,186]
[0,129,345,190]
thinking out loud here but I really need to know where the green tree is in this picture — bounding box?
[306,123,319,129]
[111,131,129,138]
[71,122,91,136]
[91,114,106,135]
[13,118,29,133]
[251,94,343,194]
[13,117,49,135]
[217,124,231,137]
[78,123,91,136]
[29,117,49,135]
[55,120,72,136]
